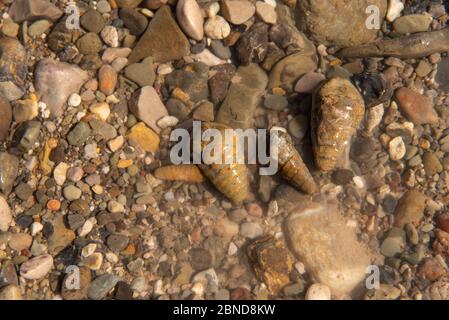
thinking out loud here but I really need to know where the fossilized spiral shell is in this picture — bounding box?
[311,78,365,171]
[271,127,317,194]
[197,122,250,204]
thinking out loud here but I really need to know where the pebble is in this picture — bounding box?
[107,234,129,252]
[81,9,106,33]
[8,0,62,23]
[380,227,406,257]
[423,152,443,176]
[394,88,438,125]
[9,233,32,251]
[101,26,119,48]
[365,104,384,133]
[102,48,132,63]
[297,0,387,47]
[204,16,231,40]
[191,49,226,67]
[63,185,82,201]
[263,94,288,111]
[240,222,263,239]
[120,8,148,36]
[28,19,51,37]
[294,72,326,93]
[129,86,168,133]
[53,162,69,186]
[128,5,190,64]
[76,32,102,55]
[0,153,19,195]
[0,285,22,300]
[0,195,12,232]
[1,21,20,38]
[387,0,404,22]
[176,0,204,41]
[20,254,53,280]
[97,1,112,13]
[393,14,432,34]
[67,122,91,146]
[0,96,12,141]
[88,274,120,300]
[305,284,331,300]
[90,102,111,121]
[388,136,406,161]
[217,64,268,128]
[157,116,179,129]
[35,58,89,118]
[127,122,160,153]
[222,0,255,25]
[124,57,155,87]
[394,190,427,227]
[108,136,125,152]
[98,65,118,96]
[255,1,276,24]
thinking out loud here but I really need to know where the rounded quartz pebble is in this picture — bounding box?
[305,284,332,300]
[68,93,82,107]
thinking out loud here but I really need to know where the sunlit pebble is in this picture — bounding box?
[76,111,86,121]
[264,0,276,7]
[2,13,9,19]
[68,93,81,107]
[106,252,118,263]
[294,262,306,274]
[82,243,97,258]
[140,8,154,18]
[102,166,110,174]
[228,242,238,255]
[31,222,43,236]
[353,176,365,189]
[144,156,153,165]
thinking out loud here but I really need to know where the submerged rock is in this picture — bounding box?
[35,59,89,118]
[295,0,387,47]
[0,37,27,101]
[282,192,372,297]
[216,63,268,129]
[128,5,190,64]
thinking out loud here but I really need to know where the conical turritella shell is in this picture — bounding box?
[271,128,317,194]
[197,122,250,204]
[311,77,365,171]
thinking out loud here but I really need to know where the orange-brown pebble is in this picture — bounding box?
[117,159,133,168]
[127,122,160,153]
[98,65,117,96]
[47,199,61,211]
[394,87,438,125]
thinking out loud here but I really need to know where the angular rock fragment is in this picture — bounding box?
[247,236,292,295]
[216,63,268,129]
[35,59,89,118]
[129,86,168,134]
[128,5,190,64]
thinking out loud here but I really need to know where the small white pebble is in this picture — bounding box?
[68,93,82,107]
